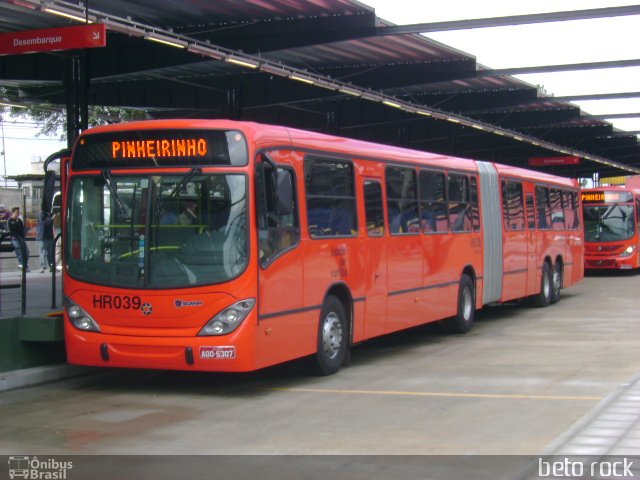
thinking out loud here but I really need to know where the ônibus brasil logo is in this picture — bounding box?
[8,456,73,479]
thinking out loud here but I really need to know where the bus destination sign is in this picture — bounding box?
[581,190,634,204]
[111,137,208,160]
[73,129,248,169]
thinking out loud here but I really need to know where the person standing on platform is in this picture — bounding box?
[36,210,55,273]
[8,206,30,271]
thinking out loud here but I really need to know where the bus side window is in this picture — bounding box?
[562,190,576,230]
[550,188,565,229]
[305,158,357,237]
[386,166,419,234]
[470,176,480,232]
[502,180,524,231]
[364,180,385,236]
[256,158,300,266]
[536,186,551,230]
[419,170,447,234]
[526,194,536,230]
[448,174,471,232]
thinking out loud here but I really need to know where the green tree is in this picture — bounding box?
[1,87,147,140]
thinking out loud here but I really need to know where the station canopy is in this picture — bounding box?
[1,0,640,178]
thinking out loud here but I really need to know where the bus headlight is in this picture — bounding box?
[65,300,101,332]
[620,246,635,257]
[198,299,255,336]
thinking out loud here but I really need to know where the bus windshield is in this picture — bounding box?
[66,172,248,288]
[583,204,635,242]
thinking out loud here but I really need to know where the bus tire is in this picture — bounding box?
[313,295,348,375]
[550,262,562,304]
[442,274,475,334]
[531,262,552,308]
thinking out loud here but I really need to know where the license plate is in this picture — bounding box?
[200,346,236,360]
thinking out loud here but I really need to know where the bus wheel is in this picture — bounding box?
[313,295,348,375]
[531,262,552,308]
[550,262,562,304]
[442,274,475,334]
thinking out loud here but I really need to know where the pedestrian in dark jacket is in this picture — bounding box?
[36,210,55,272]
[8,206,30,271]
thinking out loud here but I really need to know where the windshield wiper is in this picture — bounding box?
[103,171,130,221]
[156,168,201,218]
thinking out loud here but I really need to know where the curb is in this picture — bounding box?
[0,364,97,392]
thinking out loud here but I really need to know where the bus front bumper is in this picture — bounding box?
[65,329,256,372]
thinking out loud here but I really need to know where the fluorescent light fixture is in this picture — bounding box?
[260,64,289,77]
[225,55,259,69]
[289,74,315,85]
[446,116,461,124]
[338,87,361,97]
[187,43,226,60]
[42,5,94,23]
[145,33,187,49]
[0,102,27,109]
[416,110,432,117]
[470,124,487,131]
[382,100,402,109]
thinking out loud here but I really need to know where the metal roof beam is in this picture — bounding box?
[477,59,640,77]
[374,5,640,35]
[552,92,640,101]
[589,113,640,120]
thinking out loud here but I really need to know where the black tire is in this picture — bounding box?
[313,295,348,375]
[531,262,552,308]
[550,262,562,304]
[442,274,475,334]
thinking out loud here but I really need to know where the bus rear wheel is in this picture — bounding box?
[531,262,552,308]
[442,274,475,334]
[550,262,562,304]
[313,295,348,375]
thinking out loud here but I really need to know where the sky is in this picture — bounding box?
[2,0,639,179]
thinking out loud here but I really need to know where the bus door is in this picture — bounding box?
[362,179,387,339]
[384,166,423,332]
[255,158,305,363]
[525,193,538,293]
[501,180,528,300]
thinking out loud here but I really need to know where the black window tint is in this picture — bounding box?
[386,167,419,234]
[419,170,448,233]
[305,158,357,237]
[364,180,384,236]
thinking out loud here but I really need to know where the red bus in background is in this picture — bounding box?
[61,120,584,375]
[582,186,640,270]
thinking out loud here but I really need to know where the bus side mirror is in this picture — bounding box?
[275,170,293,216]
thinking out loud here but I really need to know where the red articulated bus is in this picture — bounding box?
[61,120,584,375]
[582,185,640,270]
